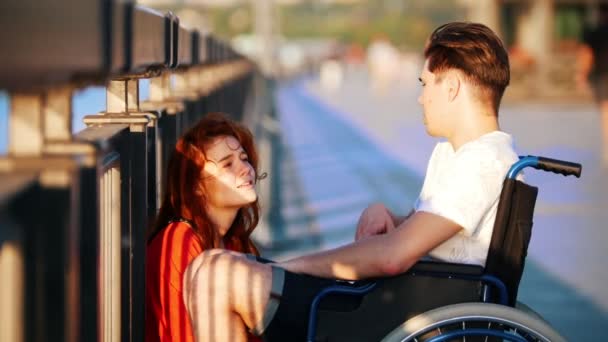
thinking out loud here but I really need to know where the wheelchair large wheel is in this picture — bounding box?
[381,302,566,342]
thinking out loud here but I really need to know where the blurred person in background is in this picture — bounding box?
[577,4,608,166]
[145,113,265,342]
[367,34,401,94]
[319,58,344,92]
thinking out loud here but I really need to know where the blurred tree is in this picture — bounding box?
[196,0,465,50]
[277,0,464,49]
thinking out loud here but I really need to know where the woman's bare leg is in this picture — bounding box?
[184,250,273,342]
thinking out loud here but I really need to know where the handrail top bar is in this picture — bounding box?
[0,155,93,171]
[130,4,170,74]
[76,123,130,151]
[176,25,194,67]
[133,3,164,17]
[0,0,124,91]
[0,173,38,206]
[0,1,249,91]
[194,30,208,65]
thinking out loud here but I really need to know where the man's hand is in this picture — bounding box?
[355,203,395,241]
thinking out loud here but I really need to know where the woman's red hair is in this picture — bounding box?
[149,112,262,255]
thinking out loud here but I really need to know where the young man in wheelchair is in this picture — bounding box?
[183,22,516,341]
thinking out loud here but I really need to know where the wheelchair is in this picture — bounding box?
[300,155,581,342]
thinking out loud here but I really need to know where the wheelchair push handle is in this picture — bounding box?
[508,155,582,179]
[536,156,582,178]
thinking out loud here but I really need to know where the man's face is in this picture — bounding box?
[417,59,449,137]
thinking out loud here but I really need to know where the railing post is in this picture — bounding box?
[85,77,152,342]
[9,94,44,157]
[143,72,184,196]
[173,70,200,131]
[41,86,85,342]
[0,207,25,342]
[107,79,141,114]
[3,88,90,342]
[43,86,101,342]
[124,119,147,342]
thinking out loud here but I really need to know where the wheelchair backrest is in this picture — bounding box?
[485,178,538,306]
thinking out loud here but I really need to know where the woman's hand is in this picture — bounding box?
[355,203,395,241]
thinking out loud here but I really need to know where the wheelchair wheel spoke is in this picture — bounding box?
[388,304,563,342]
[462,321,466,342]
[487,321,493,342]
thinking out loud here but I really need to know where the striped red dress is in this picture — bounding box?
[146,222,202,342]
[145,222,262,342]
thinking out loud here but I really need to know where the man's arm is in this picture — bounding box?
[354,204,414,241]
[278,211,462,280]
[390,208,414,227]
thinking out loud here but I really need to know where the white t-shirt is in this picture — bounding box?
[414,131,520,266]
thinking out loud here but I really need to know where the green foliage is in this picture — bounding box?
[554,5,585,41]
[206,5,253,40]
[278,0,465,49]
[201,0,465,49]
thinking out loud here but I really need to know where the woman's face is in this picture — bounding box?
[201,135,257,210]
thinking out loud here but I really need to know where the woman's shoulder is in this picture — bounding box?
[152,220,196,240]
[148,221,203,257]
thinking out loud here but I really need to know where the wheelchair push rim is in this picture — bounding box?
[381,303,566,342]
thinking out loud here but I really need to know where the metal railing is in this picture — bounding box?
[0,1,272,341]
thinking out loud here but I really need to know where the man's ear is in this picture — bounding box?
[445,71,461,102]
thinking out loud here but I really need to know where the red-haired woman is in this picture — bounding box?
[145,113,265,342]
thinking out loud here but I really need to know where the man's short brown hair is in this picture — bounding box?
[424,22,510,113]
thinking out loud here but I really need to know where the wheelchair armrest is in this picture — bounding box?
[407,260,484,276]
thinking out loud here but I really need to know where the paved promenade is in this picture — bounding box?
[266,69,608,340]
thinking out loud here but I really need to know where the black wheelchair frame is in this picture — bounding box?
[303,155,581,342]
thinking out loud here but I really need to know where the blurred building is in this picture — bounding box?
[459,0,608,101]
